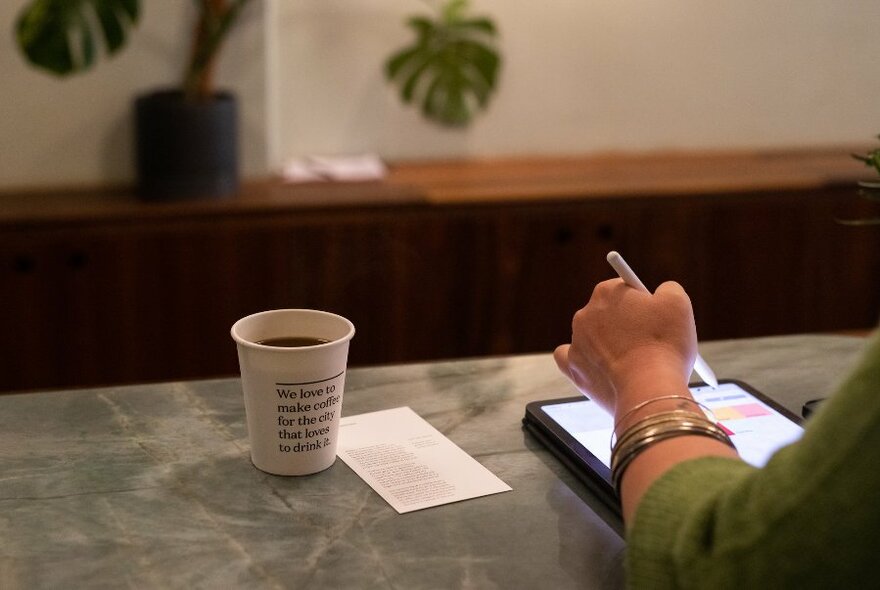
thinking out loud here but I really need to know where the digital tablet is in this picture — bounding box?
[522,380,804,514]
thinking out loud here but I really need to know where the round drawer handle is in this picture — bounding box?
[596,224,614,241]
[555,227,574,244]
[12,255,36,274]
[68,251,89,269]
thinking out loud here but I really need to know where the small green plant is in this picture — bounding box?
[385,0,501,127]
[15,0,252,102]
[847,138,880,226]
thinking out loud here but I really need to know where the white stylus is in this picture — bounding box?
[606,251,719,388]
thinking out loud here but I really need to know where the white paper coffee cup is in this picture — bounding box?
[231,309,355,475]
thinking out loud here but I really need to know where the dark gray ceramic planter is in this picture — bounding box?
[135,89,239,200]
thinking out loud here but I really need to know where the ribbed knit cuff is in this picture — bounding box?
[625,457,755,589]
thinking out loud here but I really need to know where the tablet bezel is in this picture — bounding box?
[522,379,803,515]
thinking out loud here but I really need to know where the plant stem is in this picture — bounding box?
[184,0,252,102]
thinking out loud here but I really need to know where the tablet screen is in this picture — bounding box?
[540,381,804,470]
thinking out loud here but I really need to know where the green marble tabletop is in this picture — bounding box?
[0,335,868,589]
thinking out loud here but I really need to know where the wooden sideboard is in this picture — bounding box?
[3,148,879,393]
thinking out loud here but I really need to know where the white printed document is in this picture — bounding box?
[337,406,511,513]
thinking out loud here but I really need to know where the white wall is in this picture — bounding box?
[273,0,880,165]
[1,0,879,189]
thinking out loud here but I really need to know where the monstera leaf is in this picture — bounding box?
[840,138,880,225]
[16,0,140,76]
[385,0,501,127]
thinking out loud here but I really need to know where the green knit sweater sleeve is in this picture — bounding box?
[625,335,880,589]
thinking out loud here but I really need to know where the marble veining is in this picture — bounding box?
[0,334,868,589]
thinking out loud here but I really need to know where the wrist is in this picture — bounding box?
[613,363,691,415]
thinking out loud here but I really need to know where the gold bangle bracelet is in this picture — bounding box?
[612,427,733,491]
[610,410,708,451]
[611,415,726,472]
[612,418,728,472]
[610,419,735,492]
[614,395,701,432]
[613,416,732,465]
[611,429,700,490]
[612,395,720,446]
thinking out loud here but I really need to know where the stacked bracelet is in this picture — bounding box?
[609,408,735,492]
[612,395,709,442]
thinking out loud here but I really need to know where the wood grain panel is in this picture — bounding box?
[2,150,878,393]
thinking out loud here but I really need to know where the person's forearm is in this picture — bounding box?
[619,436,739,523]
[612,369,741,524]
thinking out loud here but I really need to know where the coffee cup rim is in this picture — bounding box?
[231,309,355,350]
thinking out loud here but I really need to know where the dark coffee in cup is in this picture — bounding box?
[256,336,331,347]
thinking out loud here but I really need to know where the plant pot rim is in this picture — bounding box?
[137,88,236,104]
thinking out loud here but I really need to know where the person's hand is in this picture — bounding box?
[553,279,698,415]
[556,279,737,521]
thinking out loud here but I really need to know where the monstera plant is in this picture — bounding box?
[385,0,501,127]
[15,0,502,196]
[16,0,253,199]
[16,0,250,101]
